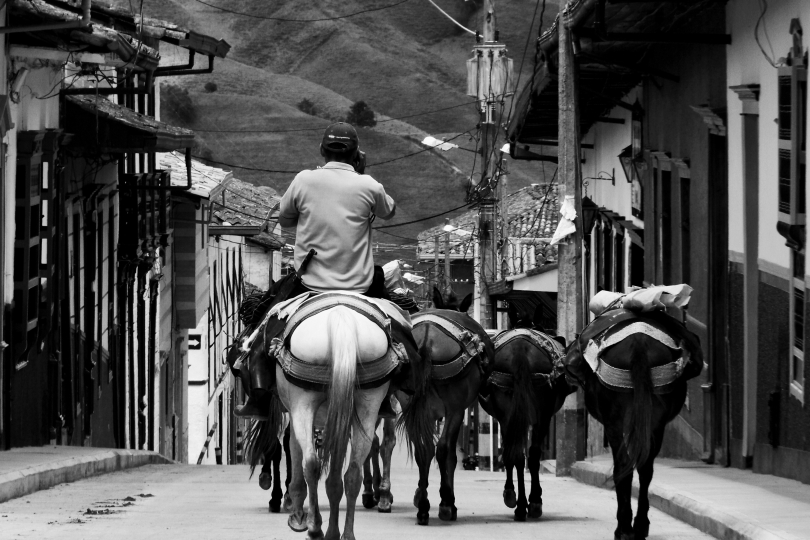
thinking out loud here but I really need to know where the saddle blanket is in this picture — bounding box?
[589,284,693,318]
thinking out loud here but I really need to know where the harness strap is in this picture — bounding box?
[488,370,554,390]
[412,312,486,380]
[595,356,687,393]
[493,328,565,362]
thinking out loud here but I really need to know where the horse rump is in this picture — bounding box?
[502,356,536,463]
[615,336,653,481]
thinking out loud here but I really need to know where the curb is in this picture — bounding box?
[571,461,802,540]
[0,449,174,504]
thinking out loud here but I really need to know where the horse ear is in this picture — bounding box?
[432,286,445,309]
[459,293,473,314]
[507,304,517,328]
[552,335,567,348]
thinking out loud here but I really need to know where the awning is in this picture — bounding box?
[9,0,160,71]
[507,0,728,151]
[65,95,195,153]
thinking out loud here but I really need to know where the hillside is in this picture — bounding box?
[131,0,560,263]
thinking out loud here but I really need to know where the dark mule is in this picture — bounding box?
[481,307,573,521]
[259,423,292,513]
[409,287,494,525]
[569,318,701,540]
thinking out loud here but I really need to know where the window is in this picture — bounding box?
[779,19,808,402]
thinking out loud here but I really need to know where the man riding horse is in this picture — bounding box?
[234,122,414,420]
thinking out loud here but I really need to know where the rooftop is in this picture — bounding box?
[158,151,232,199]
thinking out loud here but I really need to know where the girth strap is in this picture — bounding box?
[488,370,554,390]
[412,312,486,380]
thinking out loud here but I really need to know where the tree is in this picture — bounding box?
[161,83,196,125]
[204,81,218,93]
[297,98,319,116]
[346,100,376,128]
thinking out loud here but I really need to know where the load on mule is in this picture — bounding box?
[480,304,574,521]
[563,285,704,540]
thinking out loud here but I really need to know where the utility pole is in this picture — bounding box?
[469,0,512,330]
[434,236,440,293]
[555,0,587,476]
[444,231,452,295]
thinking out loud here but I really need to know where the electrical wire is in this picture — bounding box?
[373,202,473,229]
[425,0,476,35]
[754,0,777,68]
[190,0,412,22]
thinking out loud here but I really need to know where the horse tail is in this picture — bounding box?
[502,354,536,463]
[244,393,284,479]
[397,338,436,464]
[322,306,359,473]
[618,335,653,480]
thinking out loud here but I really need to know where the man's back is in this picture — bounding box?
[279,162,395,293]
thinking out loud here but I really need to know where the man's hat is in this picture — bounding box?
[321,122,359,154]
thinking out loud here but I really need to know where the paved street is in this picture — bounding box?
[0,445,711,540]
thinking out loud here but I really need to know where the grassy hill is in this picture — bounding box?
[132,0,559,263]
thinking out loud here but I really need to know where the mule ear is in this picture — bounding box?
[552,335,567,348]
[507,304,518,328]
[532,305,545,330]
[432,286,445,309]
[459,293,473,313]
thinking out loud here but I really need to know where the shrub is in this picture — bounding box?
[346,100,377,128]
[204,81,218,93]
[161,83,196,125]
[297,98,319,116]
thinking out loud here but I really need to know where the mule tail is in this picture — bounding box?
[618,336,653,480]
[322,306,359,473]
[244,393,284,479]
[397,340,436,464]
[502,356,536,463]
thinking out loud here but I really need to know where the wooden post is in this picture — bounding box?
[555,0,586,476]
[444,231,451,295]
[499,157,509,281]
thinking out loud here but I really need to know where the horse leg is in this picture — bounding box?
[269,442,284,513]
[290,394,325,539]
[324,458,344,540]
[283,423,293,512]
[362,444,377,509]
[342,386,388,540]
[259,446,274,490]
[413,426,435,525]
[287,426,308,532]
[527,420,544,519]
[437,410,463,521]
[634,426,664,539]
[377,418,396,513]
[371,432,382,502]
[609,435,634,540]
[503,460,516,508]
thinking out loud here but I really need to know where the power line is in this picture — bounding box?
[426,0,476,35]
[368,129,475,167]
[190,0,412,22]
[373,202,473,230]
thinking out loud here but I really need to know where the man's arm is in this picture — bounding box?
[278,178,300,227]
[372,183,396,220]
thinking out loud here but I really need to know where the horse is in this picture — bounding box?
[565,312,702,540]
[244,292,433,540]
[480,306,573,521]
[361,414,397,512]
[409,287,494,525]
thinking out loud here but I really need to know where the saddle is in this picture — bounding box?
[263,292,411,389]
[565,309,704,392]
[489,329,566,389]
[412,310,494,380]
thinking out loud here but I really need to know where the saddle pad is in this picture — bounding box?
[583,321,679,372]
[412,312,486,380]
[493,328,565,363]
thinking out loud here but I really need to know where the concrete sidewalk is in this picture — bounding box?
[570,455,810,540]
[0,446,173,504]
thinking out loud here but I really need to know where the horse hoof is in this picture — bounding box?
[528,502,543,519]
[362,493,378,509]
[378,504,392,513]
[438,505,456,521]
[614,533,635,540]
[308,531,324,540]
[503,489,517,509]
[417,512,429,526]
[288,513,308,533]
[514,511,527,522]
[259,472,272,491]
[269,499,281,513]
